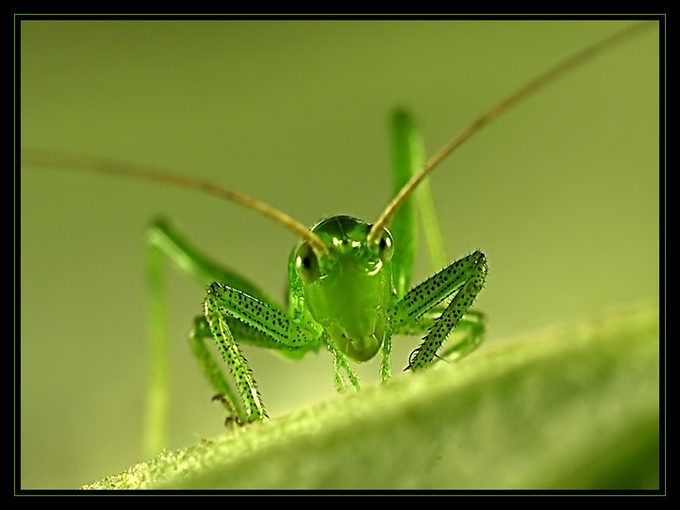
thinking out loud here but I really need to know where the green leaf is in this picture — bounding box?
[82,304,659,490]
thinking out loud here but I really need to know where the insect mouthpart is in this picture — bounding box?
[329,318,386,363]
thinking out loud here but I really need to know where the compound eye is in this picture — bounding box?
[377,229,394,263]
[295,242,320,283]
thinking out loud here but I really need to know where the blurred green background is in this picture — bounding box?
[20,20,659,489]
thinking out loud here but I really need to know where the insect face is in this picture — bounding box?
[293,216,395,361]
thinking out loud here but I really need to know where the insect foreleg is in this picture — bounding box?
[203,291,267,422]
[437,309,486,362]
[145,217,292,456]
[389,251,488,371]
[204,282,321,421]
[397,308,487,364]
[189,316,245,423]
[189,315,294,424]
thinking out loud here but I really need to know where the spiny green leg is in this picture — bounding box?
[390,112,486,372]
[190,316,246,424]
[408,277,486,370]
[438,309,486,362]
[204,287,266,422]
[145,217,283,457]
[389,251,488,371]
[191,312,308,425]
[204,281,321,420]
[397,308,487,364]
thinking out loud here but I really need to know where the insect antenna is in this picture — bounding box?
[367,20,656,244]
[21,149,329,256]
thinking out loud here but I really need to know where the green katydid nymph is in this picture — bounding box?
[22,21,656,461]
[24,108,490,458]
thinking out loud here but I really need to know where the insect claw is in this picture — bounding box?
[224,415,244,428]
[405,347,421,371]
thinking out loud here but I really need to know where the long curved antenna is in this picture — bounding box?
[22,149,329,256]
[368,20,657,245]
